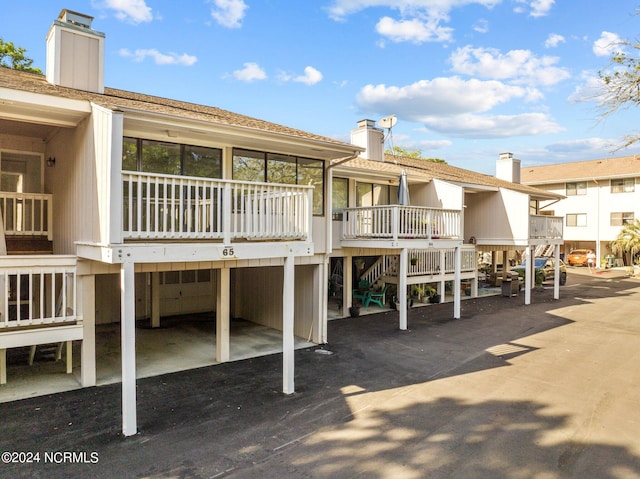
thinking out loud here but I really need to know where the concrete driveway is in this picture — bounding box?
[1,271,639,478]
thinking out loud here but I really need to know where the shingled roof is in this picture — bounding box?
[338,154,562,200]
[0,66,356,150]
[521,155,640,184]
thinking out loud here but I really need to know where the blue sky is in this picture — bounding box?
[2,1,639,174]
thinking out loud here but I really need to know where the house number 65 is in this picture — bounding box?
[222,247,235,257]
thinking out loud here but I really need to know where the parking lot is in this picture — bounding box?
[1,270,639,478]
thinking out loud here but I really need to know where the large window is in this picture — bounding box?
[566,181,587,196]
[332,177,348,220]
[232,148,324,215]
[123,138,222,178]
[610,178,635,193]
[566,213,587,227]
[611,212,634,226]
[355,182,399,207]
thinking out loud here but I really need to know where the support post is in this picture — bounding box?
[80,274,96,387]
[283,255,295,394]
[399,248,408,330]
[216,267,230,362]
[524,246,531,305]
[0,348,6,384]
[454,246,461,319]
[121,262,137,437]
[151,272,160,328]
[344,255,353,316]
[554,244,560,300]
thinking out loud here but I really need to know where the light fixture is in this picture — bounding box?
[47,157,56,167]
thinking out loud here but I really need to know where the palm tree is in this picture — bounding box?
[610,219,640,265]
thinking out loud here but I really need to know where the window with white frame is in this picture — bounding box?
[566,213,587,227]
[566,181,587,196]
[610,178,635,193]
[610,212,634,226]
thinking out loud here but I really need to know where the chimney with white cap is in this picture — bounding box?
[350,119,384,161]
[46,9,105,94]
[496,152,521,184]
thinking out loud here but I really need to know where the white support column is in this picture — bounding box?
[0,348,6,384]
[454,246,461,319]
[314,263,323,344]
[80,274,96,387]
[216,267,230,363]
[121,262,137,437]
[344,255,353,315]
[399,248,408,330]
[283,255,295,394]
[524,246,532,305]
[554,244,560,300]
[151,272,160,328]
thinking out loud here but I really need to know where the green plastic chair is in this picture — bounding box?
[364,284,388,308]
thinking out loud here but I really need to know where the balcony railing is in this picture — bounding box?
[0,256,77,329]
[122,172,313,242]
[342,205,461,241]
[380,246,476,278]
[530,215,563,240]
[0,192,53,239]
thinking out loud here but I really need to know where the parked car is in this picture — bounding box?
[566,249,594,266]
[512,257,567,285]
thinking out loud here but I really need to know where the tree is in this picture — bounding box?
[385,145,446,163]
[609,219,640,265]
[597,8,640,149]
[0,38,42,74]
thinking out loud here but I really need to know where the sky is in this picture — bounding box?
[2,1,639,174]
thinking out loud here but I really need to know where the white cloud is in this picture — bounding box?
[567,74,603,104]
[209,0,248,28]
[375,16,453,43]
[419,112,563,138]
[547,137,616,153]
[593,31,625,57]
[327,0,499,44]
[449,45,570,86]
[327,0,500,20]
[356,77,563,138]
[357,77,534,119]
[102,0,153,24]
[119,48,197,66]
[294,66,323,85]
[514,0,554,17]
[544,33,565,48]
[473,19,489,34]
[233,62,267,82]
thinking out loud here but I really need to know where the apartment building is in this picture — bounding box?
[0,10,564,436]
[521,156,640,266]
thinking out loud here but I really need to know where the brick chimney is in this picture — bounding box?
[46,9,105,94]
[496,152,521,183]
[350,119,384,161]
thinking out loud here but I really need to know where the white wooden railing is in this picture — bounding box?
[530,215,563,240]
[0,256,77,329]
[122,172,313,242]
[342,205,461,241]
[379,245,477,278]
[0,192,53,239]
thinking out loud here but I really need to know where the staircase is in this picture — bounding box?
[535,244,555,257]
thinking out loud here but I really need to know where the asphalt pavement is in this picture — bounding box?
[1,270,639,479]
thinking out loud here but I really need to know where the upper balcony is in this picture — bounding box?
[122,171,314,244]
[341,205,462,248]
[529,215,563,241]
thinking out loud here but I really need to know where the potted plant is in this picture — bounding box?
[424,285,440,303]
[410,256,419,266]
[349,302,361,317]
[411,285,424,301]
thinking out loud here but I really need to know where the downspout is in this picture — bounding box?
[321,151,360,341]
